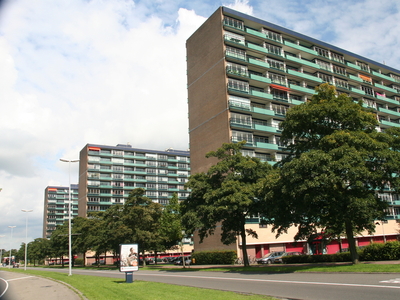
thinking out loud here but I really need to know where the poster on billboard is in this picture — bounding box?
[119,244,139,272]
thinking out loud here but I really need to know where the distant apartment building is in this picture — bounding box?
[43,184,78,238]
[187,7,400,256]
[78,143,190,217]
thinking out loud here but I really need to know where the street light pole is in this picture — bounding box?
[60,158,79,276]
[8,226,16,268]
[0,235,5,267]
[21,209,33,270]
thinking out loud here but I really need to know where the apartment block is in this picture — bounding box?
[43,185,78,238]
[187,7,400,256]
[78,144,190,217]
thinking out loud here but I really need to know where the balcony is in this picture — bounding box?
[251,89,273,99]
[255,142,279,150]
[253,106,275,116]
[372,71,395,82]
[254,124,277,133]
[287,69,322,83]
[245,28,266,39]
[248,58,269,69]
[381,120,400,127]
[247,43,269,54]
[250,73,271,84]
[375,83,398,94]
[285,55,320,69]
[378,107,400,117]
[376,95,399,105]
[284,41,318,55]
[350,87,365,96]
[289,84,316,94]
[346,62,361,70]
[349,74,363,82]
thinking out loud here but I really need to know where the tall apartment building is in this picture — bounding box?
[43,185,78,238]
[78,144,190,217]
[187,7,400,255]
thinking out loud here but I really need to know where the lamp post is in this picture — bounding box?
[8,226,16,268]
[60,158,79,276]
[21,209,33,270]
[0,235,5,267]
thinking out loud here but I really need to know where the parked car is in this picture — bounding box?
[274,252,303,263]
[256,252,285,264]
[174,256,191,265]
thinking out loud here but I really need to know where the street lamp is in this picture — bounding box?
[8,226,16,268]
[60,158,79,276]
[0,235,5,267]
[22,209,33,270]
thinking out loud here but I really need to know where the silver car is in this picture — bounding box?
[256,252,285,264]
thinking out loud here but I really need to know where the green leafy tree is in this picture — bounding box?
[27,238,51,266]
[49,223,69,266]
[262,83,400,264]
[182,142,272,266]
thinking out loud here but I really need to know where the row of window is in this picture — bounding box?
[87,164,189,175]
[88,156,190,167]
[88,149,189,161]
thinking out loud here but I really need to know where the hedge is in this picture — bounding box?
[191,250,237,265]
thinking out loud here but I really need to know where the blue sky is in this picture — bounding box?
[0,0,399,250]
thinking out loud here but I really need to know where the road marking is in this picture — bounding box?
[135,273,400,290]
[6,276,35,282]
[380,278,400,284]
[0,277,9,298]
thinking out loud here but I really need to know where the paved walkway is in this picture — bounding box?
[0,270,84,300]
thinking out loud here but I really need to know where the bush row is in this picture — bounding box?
[191,250,237,265]
[282,241,400,264]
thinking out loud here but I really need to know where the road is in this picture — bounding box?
[21,267,400,300]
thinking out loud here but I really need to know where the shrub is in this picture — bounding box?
[74,258,84,266]
[361,243,385,261]
[191,250,237,265]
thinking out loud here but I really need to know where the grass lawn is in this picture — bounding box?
[6,269,276,300]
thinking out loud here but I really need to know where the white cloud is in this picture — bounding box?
[224,0,254,15]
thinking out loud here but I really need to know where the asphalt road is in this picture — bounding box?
[26,267,400,300]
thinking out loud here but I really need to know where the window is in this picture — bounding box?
[147,183,157,189]
[158,184,168,190]
[331,52,345,64]
[159,176,168,182]
[255,153,271,161]
[264,43,282,56]
[231,112,252,126]
[158,154,168,160]
[112,150,123,156]
[356,61,370,72]
[112,173,123,179]
[332,65,346,76]
[231,131,253,143]
[228,79,249,92]
[392,85,400,93]
[266,57,285,71]
[111,181,123,187]
[226,46,246,60]
[262,28,282,42]
[226,62,248,77]
[223,16,244,30]
[271,89,288,101]
[228,95,251,110]
[241,149,255,157]
[314,46,330,58]
[147,176,157,181]
[363,98,376,108]
[253,119,268,126]
[334,78,349,89]
[145,153,157,160]
[224,31,245,44]
[177,163,187,169]
[317,72,333,83]
[361,85,374,96]
[315,59,331,71]
[88,156,100,161]
[271,103,288,115]
[147,160,157,166]
[271,119,282,129]
[268,72,286,85]
[146,191,157,196]
[112,157,124,164]
[390,74,400,83]
[146,168,157,174]
[112,165,123,171]
[254,136,269,143]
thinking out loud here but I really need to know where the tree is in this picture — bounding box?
[27,238,51,266]
[262,83,400,264]
[181,142,272,266]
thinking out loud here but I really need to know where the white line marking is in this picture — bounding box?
[7,276,35,282]
[135,273,400,290]
[0,277,9,298]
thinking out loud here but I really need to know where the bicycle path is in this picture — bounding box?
[0,270,84,300]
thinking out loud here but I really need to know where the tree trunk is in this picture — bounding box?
[345,220,359,264]
[240,221,249,267]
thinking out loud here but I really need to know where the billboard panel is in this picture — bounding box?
[119,244,139,272]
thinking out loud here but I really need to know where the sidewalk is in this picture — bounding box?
[0,270,85,300]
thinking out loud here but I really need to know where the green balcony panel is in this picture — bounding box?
[250,73,271,84]
[248,58,269,68]
[287,69,322,82]
[284,41,318,55]
[291,99,305,105]
[253,107,275,116]
[254,124,277,133]
[381,120,400,127]
[376,95,399,105]
[392,200,400,206]
[375,83,398,93]
[290,84,316,94]
[350,87,365,95]
[372,71,395,82]
[245,28,266,39]
[255,142,279,150]
[346,62,361,70]
[349,75,363,82]
[378,107,400,117]
[285,55,320,69]
[247,43,269,54]
[251,90,273,99]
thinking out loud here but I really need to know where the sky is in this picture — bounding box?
[1,0,400,251]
